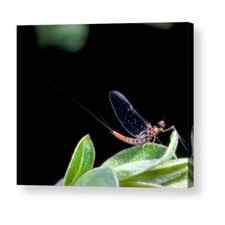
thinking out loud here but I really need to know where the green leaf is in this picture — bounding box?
[111,159,162,181]
[64,135,95,186]
[102,143,167,168]
[120,158,193,188]
[163,159,193,188]
[164,174,191,188]
[160,130,179,162]
[55,178,64,186]
[101,130,179,181]
[75,167,119,187]
[120,181,163,188]
[101,143,166,181]
[36,25,89,52]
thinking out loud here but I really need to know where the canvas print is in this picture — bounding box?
[17,23,193,188]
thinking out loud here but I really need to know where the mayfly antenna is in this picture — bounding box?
[175,130,189,152]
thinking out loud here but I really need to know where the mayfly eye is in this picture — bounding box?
[158,120,166,128]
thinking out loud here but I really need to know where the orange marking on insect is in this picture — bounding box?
[112,130,136,145]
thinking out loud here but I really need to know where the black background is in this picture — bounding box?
[17,23,193,185]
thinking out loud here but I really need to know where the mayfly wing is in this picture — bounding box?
[109,90,151,137]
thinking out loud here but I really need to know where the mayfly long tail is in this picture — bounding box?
[74,99,112,132]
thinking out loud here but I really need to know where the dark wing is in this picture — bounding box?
[109,90,151,137]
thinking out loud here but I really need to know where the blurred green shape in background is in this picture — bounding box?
[36,24,89,52]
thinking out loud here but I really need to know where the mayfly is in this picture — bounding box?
[77,90,185,147]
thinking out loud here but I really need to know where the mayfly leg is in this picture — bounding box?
[163,125,189,152]
[161,125,175,133]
